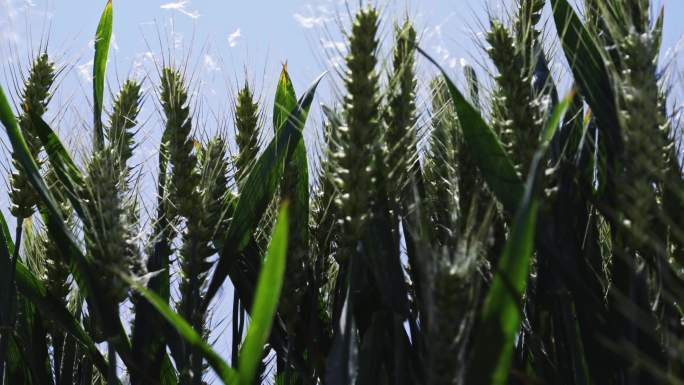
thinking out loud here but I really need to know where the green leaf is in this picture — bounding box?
[466,93,574,385]
[0,214,14,329]
[273,64,298,132]
[130,135,173,384]
[654,6,665,53]
[160,353,179,385]
[550,0,620,151]
[93,0,113,149]
[33,116,86,218]
[0,211,108,381]
[125,275,238,385]
[0,84,131,365]
[418,47,524,214]
[0,85,91,284]
[325,259,358,385]
[276,68,311,314]
[239,204,289,385]
[0,210,15,385]
[204,72,324,307]
[14,262,109,374]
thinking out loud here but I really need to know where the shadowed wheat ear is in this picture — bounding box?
[385,19,419,206]
[40,164,74,303]
[599,1,668,247]
[334,5,382,252]
[425,77,459,247]
[427,242,480,385]
[310,108,341,332]
[83,147,144,304]
[486,0,550,176]
[107,79,142,182]
[199,137,230,240]
[10,53,55,219]
[233,81,261,186]
[160,67,200,218]
[486,18,544,176]
[159,65,207,384]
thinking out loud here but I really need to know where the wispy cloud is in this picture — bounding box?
[131,51,155,79]
[293,13,328,29]
[160,1,200,19]
[321,38,345,53]
[77,59,94,83]
[203,54,219,72]
[228,28,241,48]
[0,0,29,46]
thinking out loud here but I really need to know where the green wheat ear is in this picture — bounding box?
[10,53,56,219]
[312,110,342,326]
[425,77,459,246]
[40,164,74,302]
[486,19,542,176]
[108,79,142,178]
[160,66,222,383]
[385,20,419,204]
[83,148,143,304]
[233,81,261,185]
[427,250,479,385]
[199,137,230,236]
[334,6,382,249]
[160,67,200,218]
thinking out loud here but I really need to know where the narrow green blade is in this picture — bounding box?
[0,84,130,359]
[419,47,524,214]
[93,0,113,149]
[15,262,109,374]
[273,64,298,132]
[466,93,574,385]
[34,117,86,218]
[238,204,289,385]
[203,72,323,307]
[550,0,620,148]
[127,276,238,385]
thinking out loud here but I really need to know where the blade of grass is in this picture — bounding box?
[0,210,108,382]
[273,64,298,132]
[466,93,574,385]
[0,84,132,368]
[418,47,524,215]
[0,209,15,385]
[126,275,238,385]
[550,0,620,152]
[238,204,289,385]
[15,262,109,374]
[203,72,324,308]
[93,0,113,150]
[130,133,173,384]
[33,117,86,218]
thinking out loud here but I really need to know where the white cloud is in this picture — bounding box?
[228,28,241,48]
[111,33,119,51]
[78,59,94,83]
[432,44,461,69]
[0,0,26,45]
[293,13,328,29]
[131,51,155,79]
[321,38,345,52]
[203,54,219,72]
[327,55,344,69]
[160,1,200,19]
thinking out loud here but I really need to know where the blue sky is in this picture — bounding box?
[1,0,682,135]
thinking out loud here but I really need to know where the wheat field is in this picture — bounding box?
[0,1,683,384]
